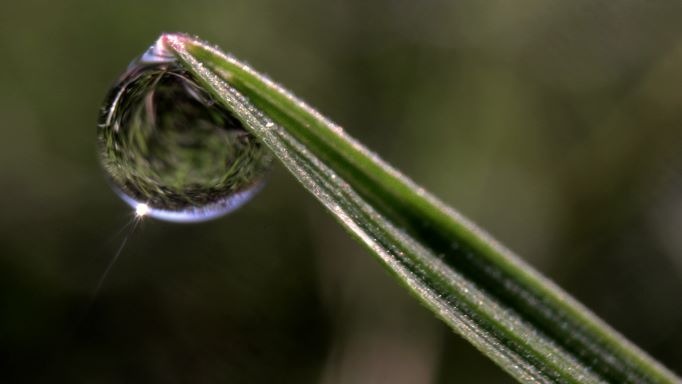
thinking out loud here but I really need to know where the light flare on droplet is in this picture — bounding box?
[135,203,150,217]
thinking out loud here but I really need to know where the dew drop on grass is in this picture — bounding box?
[98,38,272,222]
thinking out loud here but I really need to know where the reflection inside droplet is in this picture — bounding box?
[98,37,272,222]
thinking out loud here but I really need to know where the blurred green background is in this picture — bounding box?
[1,0,681,382]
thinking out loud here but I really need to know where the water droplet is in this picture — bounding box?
[98,38,272,222]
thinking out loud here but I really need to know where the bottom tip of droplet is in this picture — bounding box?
[116,183,265,224]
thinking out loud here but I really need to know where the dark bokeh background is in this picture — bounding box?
[1,1,681,382]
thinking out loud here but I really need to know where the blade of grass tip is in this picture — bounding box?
[164,33,680,384]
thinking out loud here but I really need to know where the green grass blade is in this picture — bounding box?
[163,33,679,384]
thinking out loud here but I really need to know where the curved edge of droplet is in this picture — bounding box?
[116,182,265,223]
[137,34,179,65]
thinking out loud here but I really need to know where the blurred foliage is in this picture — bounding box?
[0,0,681,382]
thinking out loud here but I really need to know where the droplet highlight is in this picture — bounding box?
[98,38,272,222]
